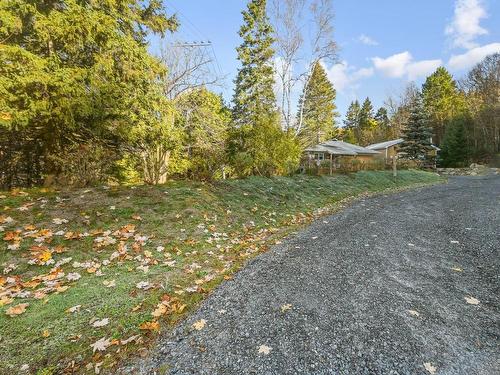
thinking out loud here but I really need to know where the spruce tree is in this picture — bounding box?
[400,93,434,161]
[440,116,470,167]
[343,100,361,143]
[232,0,276,126]
[297,62,338,147]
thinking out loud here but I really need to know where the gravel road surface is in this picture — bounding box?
[136,175,500,375]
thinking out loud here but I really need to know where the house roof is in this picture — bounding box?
[366,138,404,150]
[304,140,379,156]
[366,138,442,152]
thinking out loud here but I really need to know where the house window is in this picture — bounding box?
[315,153,324,161]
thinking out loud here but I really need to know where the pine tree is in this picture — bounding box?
[400,93,434,161]
[343,100,361,143]
[232,0,276,126]
[440,116,470,167]
[422,67,465,145]
[297,62,338,147]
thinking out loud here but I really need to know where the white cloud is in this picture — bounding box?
[372,52,442,80]
[448,42,500,70]
[371,52,412,78]
[407,59,443,80]
[323,61,373,92]
[445,0,488,49]
[358,34,378,46]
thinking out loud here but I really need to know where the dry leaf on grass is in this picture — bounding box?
[67,305,81,313]
[408,310,420,317]
[92,318,109,328]
[281,304,292,313]
[91,337,112,353]
[139,321,160,331]
[6,303,29,317]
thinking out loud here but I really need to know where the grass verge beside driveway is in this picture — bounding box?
[0,170,443,374]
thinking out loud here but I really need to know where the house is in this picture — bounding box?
[367,138,441,163]
[366,138,404,161]
[302,140,380,174]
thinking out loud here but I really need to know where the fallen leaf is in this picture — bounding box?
[6,303,29,317]
[136,281,151,290]
[192,319,206,331]
[424,362,437,374]
[152,303,168,318]
[257,344,272,355]
[91,337,112,353]
[281,304,292,313]
[92,318,109,328]
[66,272,81,281]
[408,310,420,317]
[42,330,50,338]
[465,296,480,305]
[139,321,160,331]
[121,335,141,345]
[67,305,81,313]
[103,280,116,288]
[451,267,463,272]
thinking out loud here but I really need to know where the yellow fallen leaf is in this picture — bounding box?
[152,303,168,318]
[451,267,463,272]
[281,304,292,313]
[192,319,206,331]
[0,296,13,307]
[42,330,50,338]
[6,303,29,317]
[139,321,160,331]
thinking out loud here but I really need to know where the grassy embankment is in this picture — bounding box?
[0,170,443,374]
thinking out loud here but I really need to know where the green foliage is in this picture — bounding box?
[359,97,374,130]
[232,0,276,127]
[297,62,339,147]
[400,93,434,161]
[176,89,231,180]
[440,116,470,167]
[0,0,177,187]
[422,67,465,145]
[229,114,301,177]
[343,100,361,143]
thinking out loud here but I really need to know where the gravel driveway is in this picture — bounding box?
[135,175,500,375]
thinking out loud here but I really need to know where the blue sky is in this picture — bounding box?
[154,0,500,120]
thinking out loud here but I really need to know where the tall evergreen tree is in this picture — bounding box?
[297,62,338,147]
[343,100,361,143]
[232,0,276,126]
[439,116,470,167]
[359,97,375,130]
[400,93,434,161]
[374,107,392,140]
[228,0,300,177]
[422,67,464,145]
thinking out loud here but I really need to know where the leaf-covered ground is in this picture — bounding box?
[0,171,443,374]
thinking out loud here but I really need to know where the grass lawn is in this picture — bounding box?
[0,170,443,374]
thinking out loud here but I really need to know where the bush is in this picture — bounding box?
[46,143,119,187]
